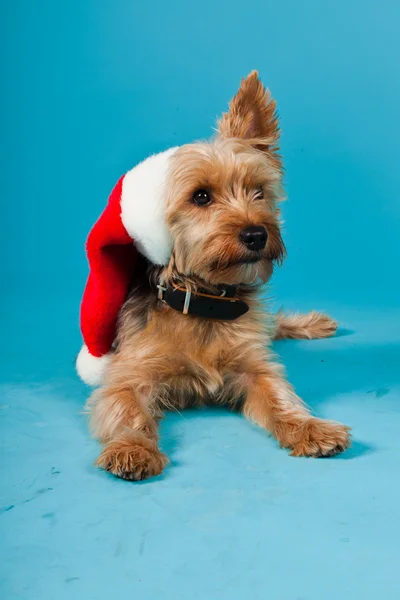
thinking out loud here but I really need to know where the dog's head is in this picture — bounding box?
[165,71,286,286]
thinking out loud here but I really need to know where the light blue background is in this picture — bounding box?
[1,2,399,599]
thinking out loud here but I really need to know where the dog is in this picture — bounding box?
[88,71,351,480]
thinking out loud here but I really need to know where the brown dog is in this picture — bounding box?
[88,71,350,480]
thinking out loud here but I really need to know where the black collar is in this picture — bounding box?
[157,282,249,321]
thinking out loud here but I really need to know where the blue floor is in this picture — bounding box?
[1,288,400,599]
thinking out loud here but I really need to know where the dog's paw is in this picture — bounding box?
[96,432,168,481]
[308,313,338,339]
[290,418,351,457]
[274,311,338,340]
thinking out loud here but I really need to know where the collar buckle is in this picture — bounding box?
[158,282,192,315]
[157,284,167,301]
[182,290,192,315]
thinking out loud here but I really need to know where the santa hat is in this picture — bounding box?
[76,147,178,386]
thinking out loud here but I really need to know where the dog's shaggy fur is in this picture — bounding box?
[88,72,350,480]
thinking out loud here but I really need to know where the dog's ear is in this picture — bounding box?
[217,71,279,151]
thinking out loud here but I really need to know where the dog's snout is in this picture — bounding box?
[239,226,268,251]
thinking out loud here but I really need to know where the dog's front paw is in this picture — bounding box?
[96,432,168,481]
[290,418,351,457]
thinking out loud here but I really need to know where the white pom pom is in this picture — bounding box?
[76,345,111,386]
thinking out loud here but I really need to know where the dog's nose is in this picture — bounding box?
[239,226,268,251]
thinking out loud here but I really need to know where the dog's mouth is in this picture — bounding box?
[209,253,263,272]
[236,254,262,265]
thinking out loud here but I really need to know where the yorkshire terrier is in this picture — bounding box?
[88,71,350,480]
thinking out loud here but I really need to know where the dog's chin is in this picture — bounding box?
[206,256,273,286]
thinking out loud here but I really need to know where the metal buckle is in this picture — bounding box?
[157,284,166,301]
[183,290,191,315]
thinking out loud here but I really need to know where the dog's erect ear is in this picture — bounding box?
[218,71,279,151]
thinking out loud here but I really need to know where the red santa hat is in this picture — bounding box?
[76,147,178,386]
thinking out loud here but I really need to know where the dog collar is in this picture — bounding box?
[157,282,249,321]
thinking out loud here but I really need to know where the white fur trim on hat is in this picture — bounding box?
[121,147,178,265]
[76,345,111,386]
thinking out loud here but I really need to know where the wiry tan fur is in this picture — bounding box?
[274,311,338,340]
[88,71,351,480]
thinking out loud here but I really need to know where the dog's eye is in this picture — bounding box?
[254,186,264,199]
[192,189,212,206]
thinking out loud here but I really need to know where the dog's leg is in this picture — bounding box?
[88,383,167,481]
[273,311,337,340]
[243,365,350,457]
